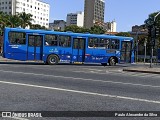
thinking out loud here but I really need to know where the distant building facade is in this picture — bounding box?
[104,20,117,32]
[84,0,105,28]
[49,20,66,31]
[66,11,84,27]
[0,0,50,28]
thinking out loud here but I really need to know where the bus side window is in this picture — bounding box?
[88,37,98,48]
[45,34,57,46]
[110,39,119,49]
[9,32,26,45]
[15,38,20,44]
[59,35,71,47]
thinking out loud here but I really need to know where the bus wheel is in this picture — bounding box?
[47,55,59,65]
[109,57,116,66]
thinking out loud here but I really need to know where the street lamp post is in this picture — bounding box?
[150,11,160,68]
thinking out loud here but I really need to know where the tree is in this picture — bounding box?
[90,25,105,34]
[18,12,33,28]
[7,14,21,28]
[145,12,160,48]
[116,32,131,37]
[64,25,90,33]
[0,12,9,29]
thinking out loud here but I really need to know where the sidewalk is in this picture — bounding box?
[123,63,160,74]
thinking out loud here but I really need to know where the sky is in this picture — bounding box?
[42,0,160,32]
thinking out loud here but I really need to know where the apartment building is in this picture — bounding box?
[104,20,117,32]
[66,11,84,27]
[49,20,66,31]
[0,0,50,28]
[84,0,105,28]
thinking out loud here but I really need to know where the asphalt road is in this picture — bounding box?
[0,62,160,120]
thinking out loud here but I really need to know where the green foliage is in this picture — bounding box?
[116,32,131,37]
[64,25,105,34]
[65,25,90,33]
[18,12,33,28]
[90,25,105,34]
[0,11,45,30]
[144,12,160,48]
[30,24,47,30]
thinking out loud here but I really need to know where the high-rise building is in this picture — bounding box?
[104,20,117,32]
[84,0,105,28]
[66,11,84,27]
[0,0,50,28]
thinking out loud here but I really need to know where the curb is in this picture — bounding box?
[123,69,160,74]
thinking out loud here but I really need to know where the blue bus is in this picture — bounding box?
[2,27,134,65]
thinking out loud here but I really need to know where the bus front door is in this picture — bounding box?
[27,35,43,60]
[120,41,132,63]
[72,38,86,63]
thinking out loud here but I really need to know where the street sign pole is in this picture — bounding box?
[144,41,147,63]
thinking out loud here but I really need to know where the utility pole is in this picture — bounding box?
[144,39,147,63]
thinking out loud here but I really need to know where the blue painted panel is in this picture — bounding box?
[85,48,115,63]
[5,43,27,60]
[43,46,72,62]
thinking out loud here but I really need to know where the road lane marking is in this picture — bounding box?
[0,80,160,104]
[76,70,160,79]
[1,69,160,89]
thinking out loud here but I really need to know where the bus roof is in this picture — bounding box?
[4,27,133,40]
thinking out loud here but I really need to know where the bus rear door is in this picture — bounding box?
[120,41,132,63]
[27,34,43,60]
[72,37,86,63]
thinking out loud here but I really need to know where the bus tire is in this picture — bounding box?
[109,57,116,66]
[47,54,59,65]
